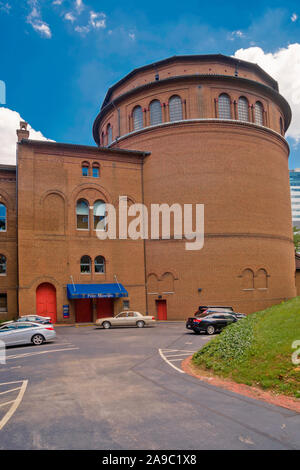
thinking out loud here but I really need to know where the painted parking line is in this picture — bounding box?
[159,349,197,374]
[5,347,79,360]
[5,342,75,353]
[0,380,28,431]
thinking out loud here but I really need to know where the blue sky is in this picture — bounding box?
[1,0,300,167]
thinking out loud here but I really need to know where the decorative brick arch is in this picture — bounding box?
[71,183,112,206]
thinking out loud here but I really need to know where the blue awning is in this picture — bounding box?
[67,283,128,300]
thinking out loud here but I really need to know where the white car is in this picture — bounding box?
[95,311,156,329]
[0,322,56,346]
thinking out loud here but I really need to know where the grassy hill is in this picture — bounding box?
[192,297,300,398]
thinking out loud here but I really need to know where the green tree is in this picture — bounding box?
[293,226,300,252]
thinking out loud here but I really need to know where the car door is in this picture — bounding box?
[14,323,38,344]
[113,312,128,326]
[126,312,137,326]
[211,315,227,330]
[0,325,18,345]
[0,324,21,345]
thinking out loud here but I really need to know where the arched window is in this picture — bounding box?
[81,161,89,177]
[0,203,6,231]
[218,93,231,119]
[0,255,6,275]
[95,256,105,273]
[107,124,112,145]
[254,101,264,126]
[255,268,268,289]
[76,199,89,230]
[169,95,183,121]
[241,268,254,290]
[80,255,91,274]
[94,200,106,230]
[92,163,100,178]
[101,131,104,146]
[132,106,143,130]
[150,100,162,125]
[238,97,249,122]
[280,117,284,136]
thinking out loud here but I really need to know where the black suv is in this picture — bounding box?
[186,311,238,335]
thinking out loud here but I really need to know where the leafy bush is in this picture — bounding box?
[192,297,300,398]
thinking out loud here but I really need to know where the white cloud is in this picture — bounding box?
[27,1,52,38]
[234,44,300,143]
[64,12,76,22]
[89,11,106,29]
[75,0,84,13]
[52,0,63,4]
[0,107,53,165]
[228,30,245,41]
[129,32,135,41]
[0,1,11,13]
[291,13,298,22]
[74,10,106,34]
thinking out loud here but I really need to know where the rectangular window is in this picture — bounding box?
[123,300,130,310]
[0,293,7,312]
[94,215,105,230]
[77,215,89,230]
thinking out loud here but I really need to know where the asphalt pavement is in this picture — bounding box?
[0,323,299,450]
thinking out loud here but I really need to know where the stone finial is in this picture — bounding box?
[17,121,29,142]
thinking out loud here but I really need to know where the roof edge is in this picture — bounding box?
[18,139,150,157]
[101,54,279,109]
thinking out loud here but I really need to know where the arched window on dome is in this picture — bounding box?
[254,101,264,126]
[218,93,231,119]
[94,200,106,231]
[0,254,6,275]
[101,131,105,146]
[95,256,105,274]
[150,100,162,126]
[238,97,249,122]
[107,124,112,145]
[280,117,284,136]
[132,106,143,131]
[80,255,91,274]
[0,203,6,231]
[76,199,89,230]
[169,95,183,121]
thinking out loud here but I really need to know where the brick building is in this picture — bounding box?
[0,54,296,323]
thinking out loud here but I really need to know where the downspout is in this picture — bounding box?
[16,142,20,318]
[141,159,149,315]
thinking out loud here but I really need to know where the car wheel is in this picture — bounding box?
[206,325,215,335]
[31,334,45,345]
[102,321,111,329]
[136,320,145,328]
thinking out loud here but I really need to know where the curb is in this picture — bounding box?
[181,356,300,413]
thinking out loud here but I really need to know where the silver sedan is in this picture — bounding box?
[0,322,56,346]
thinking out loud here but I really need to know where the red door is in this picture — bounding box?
[156,300,167,321]
[36,283,57,323]
[96,298,114,319]
[75,299,93,323]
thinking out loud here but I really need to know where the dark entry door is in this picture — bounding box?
[96,298,114,319]
[75,299,93,322]
[156,300,167,321]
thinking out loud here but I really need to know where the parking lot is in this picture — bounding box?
[0,322,299,450]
